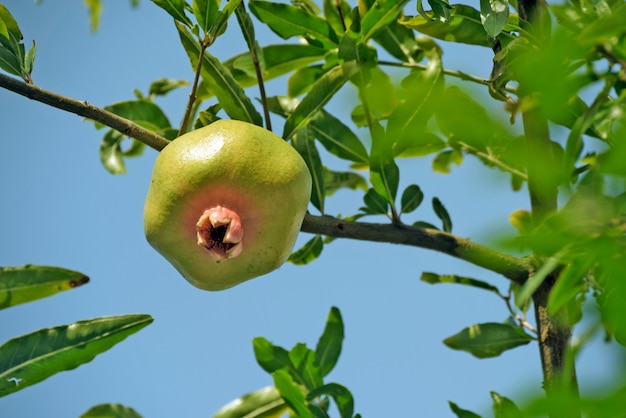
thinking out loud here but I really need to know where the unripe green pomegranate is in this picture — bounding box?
[144,120,312,290]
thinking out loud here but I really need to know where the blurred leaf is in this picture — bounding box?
[309,110,369,164]
[307,383,354,418]
[101,99,171,130]
[363,188,390,215]
[100,130,127,174]
[84,0,103,32]
[80,403,142,418]
[293,128,325,213]
[361,67,397,120]
[432,149,463,173]
[150,0,193,26]
[0,315,153,397]
[360,0,410,41]
[323,0,351,36]
[509,209,533,235]
[212,386,287,418]
[323,167,367,196]
[283,61,360,140]
[315,307,344,377]
[370,133,400,205]
[289,235,324,265]
[388,53,443,155]
[177,22,263,125]
[514,253,562,310]
[249,1,338,48]
[443,323,533,359]
[288,64,326,97]
[394,132,446,158]
[491,392,523,418]
[480,0,509,38]
[148,78,189,97]
[413,220,439,230]
[0,265,89,310]
[192,0,220,33]
[432,197,452,232]
[449,401,482,418]
[272,369,311,418]
[421,272,500,294]
[253,337,292,374]
[401,184,424,214]
[548,257,592,315]
[0,4,23,41]
[400,5,492,46]
[373,13,423,63]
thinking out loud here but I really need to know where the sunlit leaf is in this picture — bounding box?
[307,383,354,418]
[315,307,344,377]
[432,149,463,173]
[0,315,153,397]
[360,0,410,41]
[272,369,311,418]
[289,235,323,265]
[309,110,369,164]
[289,343,323,391]
[253,337,292,374]
[249,0,338,48]
[0,265,89,310]
[443,323,533,358]
[491,391,523,418]
[480,0,509,38]
[192,0,220,33]
[84,0,103,32]
[212,386,287,418]
[150,0,193,27]
[80,403,142,418]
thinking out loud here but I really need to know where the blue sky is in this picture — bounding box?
[0,1,620,417]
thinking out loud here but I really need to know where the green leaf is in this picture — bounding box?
[292,128,325,213]
[548,256,591,315]
[387,54,443,155]
[399,5,491,47]
[0,4,23,42]
[315,307,344,377]
[148,78,189,97]
[360,0,410,41]
[0,47,22,77]
[323,167,367,196]
[272,369,312,418]
[480,0,509,38]
[235,1,257,52]
[428,0,453,23]
[84,0,103,32]
[283,61,360,140]
[176,22,263,126]
[443,323,533,359]
[102,99,171,130]
[100,130,128,175]
[421,272,500,294]
[307,383,354,418]
[253,337,292,374]
[249,1,338,48]
[23,40,35,76]
[288,235,324,265]
[449,401,482,418]
[363,188,389,215]
[373,15,423,63]
[400,184,424,214]
[289,343,323,390]
[514,253,562,310]
[491,392,523,418]
[432,149,463,173]
[80,403,142,418]
[323,0,351,36]
[288,64,326,97]
[210,0,243,41]
[309,110,369,164]
[212,386,287,418]
[150,0,193,27]
[0,265,89,310]
[0,315,153,397]
[432,197,452,232]
[192,0,220,33]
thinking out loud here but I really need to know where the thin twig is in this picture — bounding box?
[457,142,528,181]
[0,72,170,151]
[251,44,272,132]
[179,36,209,136]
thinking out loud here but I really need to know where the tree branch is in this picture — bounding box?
[301,214,531,284]
[0,72,533,287]
[0,72,171,152]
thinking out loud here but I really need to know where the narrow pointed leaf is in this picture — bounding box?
[421,272,500,294]
[272,369,312,418]
[443,323,533,358]
[363,188,389,214]
[323,168,367,196]
[288,235,323,265]
[192,0,220,33]
[307,383,354,418]
[0,48,21,77]
[249,1,338,48]
[148,78,189,97]
[24,40,36,76]
[212,386,288,418]
[0,265,89,310]
[289,344,323,390]
[491,392,523,418]
[370,156,399,205]
[253,337,292,374]
[283,61,360,140]
[361,0,410,41]
[373,15,423,63]
[292,128,325,213]
[309,111,369,164]
[150,0,193,26]
[548,257,591,315]
[80,403,143,418]
[0,5,23,42]
[315,307,344,377]
[449,401,482,418]
[432,197,452,232]
[176,22,262,125]
[0,315,153,397]
[235,1,257,51]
